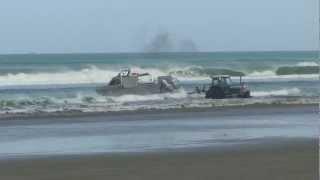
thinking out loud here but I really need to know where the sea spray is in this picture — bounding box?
[251,88,301,97]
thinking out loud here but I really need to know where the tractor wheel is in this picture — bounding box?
[213,87,226,99]
[205,88,214,98]
[242,91,251,98]
[206,87,226,99]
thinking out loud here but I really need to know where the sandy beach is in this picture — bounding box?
[0,138,317,180]
[0,104,318,180]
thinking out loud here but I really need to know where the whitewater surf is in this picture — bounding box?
[0,51,318,116]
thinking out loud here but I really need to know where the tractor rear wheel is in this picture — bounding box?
[213,87,226,99]
[242,91,250,98]
[206,87,225,99]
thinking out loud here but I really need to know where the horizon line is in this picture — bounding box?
[0,49,318,56]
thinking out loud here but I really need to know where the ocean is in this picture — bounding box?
[0,51,318,115]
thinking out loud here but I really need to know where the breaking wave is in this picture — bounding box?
[247,70,276,77]
[251,88,301,97]
[0,66,119,86]
[296,61,318,67]
[0,90,188,109]
[276,66,318,75]
[0,65,318,87]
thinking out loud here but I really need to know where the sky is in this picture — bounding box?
[0,0,318,54]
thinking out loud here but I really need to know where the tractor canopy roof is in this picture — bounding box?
[210,75,231,79]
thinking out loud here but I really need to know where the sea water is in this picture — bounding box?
[0,51,318,115]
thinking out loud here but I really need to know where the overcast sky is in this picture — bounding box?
[0,0,318,54]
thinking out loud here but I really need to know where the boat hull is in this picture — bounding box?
[96,83,177,96]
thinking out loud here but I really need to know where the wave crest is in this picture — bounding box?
[296,61,318,67]
[251,88,301,97]
[0,65,318,87]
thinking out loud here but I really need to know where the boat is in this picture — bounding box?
[96,68,180,96]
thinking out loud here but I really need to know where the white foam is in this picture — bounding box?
[251,88,301,97]
[296,61,319,67]
[0,66,172,87]
[0,65,318,87]
[0,66,118,86]
[247,70,276,77]
[244,74,318,82]
[110,89,187,103]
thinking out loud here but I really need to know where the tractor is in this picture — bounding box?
[205,75,250,99]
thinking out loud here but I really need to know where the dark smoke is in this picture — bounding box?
[144,32,174,53]
[178,39,198,52]
[144,32,198,53]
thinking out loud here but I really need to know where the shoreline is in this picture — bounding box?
[0,103,317,121]
[0,102,317,180]
[0,137,317,180]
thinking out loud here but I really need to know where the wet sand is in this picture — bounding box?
[0,138,317,180]
[0,104,318,179]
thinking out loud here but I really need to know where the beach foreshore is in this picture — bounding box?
[0,138,317,180]
[0,103,318,121]
[0,103,318,180]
